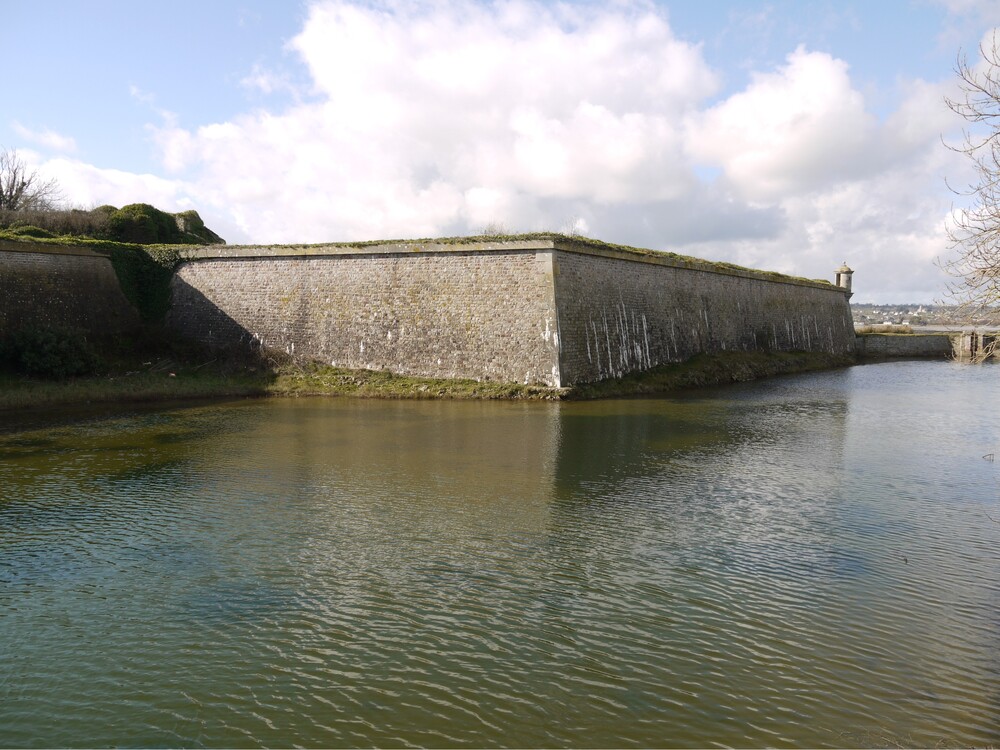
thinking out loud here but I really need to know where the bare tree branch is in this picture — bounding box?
[942,32,1000,315]
[0,147,61,212]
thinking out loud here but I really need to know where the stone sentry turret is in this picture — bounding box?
[835,262,853,298]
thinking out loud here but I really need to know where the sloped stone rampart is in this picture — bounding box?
[0,240,141,338]
[553,249,856,383]
[168,239,854,387]
[168,248,562,385]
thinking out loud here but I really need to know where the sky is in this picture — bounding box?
[5,0,1000,303]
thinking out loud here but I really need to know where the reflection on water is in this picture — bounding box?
[1,361,999,747]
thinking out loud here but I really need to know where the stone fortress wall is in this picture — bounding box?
[167,238,856,387]
[0,239,141,339]
[168,243,563,386]
[0,236,856,387]
[552,246,855,384]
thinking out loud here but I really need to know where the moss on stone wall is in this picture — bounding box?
[0,234,185,323]
[103,245,182,323]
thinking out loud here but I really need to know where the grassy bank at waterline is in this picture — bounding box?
[568,350,856,398]
[0,366,266,412]
[0,350,857,413]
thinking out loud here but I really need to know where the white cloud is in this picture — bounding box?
[39,157,191,211]
[685,136,964,301]
[150,0,718,242]
[33,0,978,300]
[11,122,77,154]
[934,0,1000,23]
[930,0,1000,54]
[666,42,969,301]
[240,64,297,96]
[686,47,883,201]
[885,78,957,152]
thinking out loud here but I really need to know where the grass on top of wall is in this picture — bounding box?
[1,231,838,314]
[204,232,836,287]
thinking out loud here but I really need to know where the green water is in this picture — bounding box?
[1,360,998,748]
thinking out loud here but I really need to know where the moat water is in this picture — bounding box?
[1,360,999,748]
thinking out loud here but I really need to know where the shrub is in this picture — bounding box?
[6,225,56,238]
[93,204,118,218]
[479,222,510,238]
[0,326,103,378]
[106,203,179,244]
[0,207,112,238]
[0,203,223,245]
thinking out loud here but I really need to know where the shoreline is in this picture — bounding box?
[0,350,858,416]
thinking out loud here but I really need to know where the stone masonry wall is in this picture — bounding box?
[168,239,854,387]
[169,248,562,385]
[855,333,954,359]
[553,248,855,383]
[0,240,141,338]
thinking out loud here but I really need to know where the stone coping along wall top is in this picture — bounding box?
[0,238,142,338]
[176,233,841,292]
[0,238,109,258]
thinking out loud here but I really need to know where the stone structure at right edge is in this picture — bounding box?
[835,262,854,299]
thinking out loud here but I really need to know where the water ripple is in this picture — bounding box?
[2,368,1000,747]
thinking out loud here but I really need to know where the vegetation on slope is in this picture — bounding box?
[0,203,224,245]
